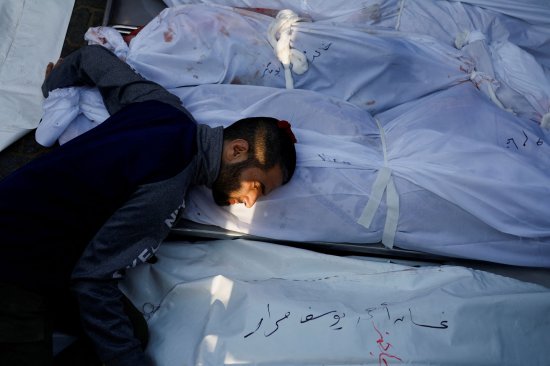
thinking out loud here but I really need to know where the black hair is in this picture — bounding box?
[222,117,296,184]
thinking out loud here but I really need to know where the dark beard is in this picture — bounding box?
[211,160,254,206]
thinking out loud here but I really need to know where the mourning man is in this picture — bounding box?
[0,45,296,366]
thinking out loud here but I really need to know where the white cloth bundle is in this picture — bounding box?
[120,239,550,365]
[38,2,550,149]
[35,87,108,147]
[122,5,473,114]
[163,0,550,27]
[455,31,550,126]
[37,3,480,146]
[379,0,550,73]
[163,0,550,74]
[173,82,550,267]
[88,4,550,125]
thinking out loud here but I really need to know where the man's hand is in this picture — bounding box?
[44,58,63,81]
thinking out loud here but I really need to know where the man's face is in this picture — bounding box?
[212,162,284,208]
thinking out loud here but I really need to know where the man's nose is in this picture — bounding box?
[244,191,260,208]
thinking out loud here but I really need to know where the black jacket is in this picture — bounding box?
[0,45,223,366]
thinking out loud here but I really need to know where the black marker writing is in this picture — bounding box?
[506,138,518,149]
[408,309,448,329]
[301,310,337,324]
[312,50,322,61]
[244,318,264,338]
[381,303,391,320]
[393,316,405,324]
[262,62,281,78]
[330,313,346,329]
[320,42,332,51]
[265,312,291,337]
[308,42,333,62]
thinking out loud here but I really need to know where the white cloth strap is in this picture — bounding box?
[383,178,399,246]
[357,167,391,228]
[357,118,399,249]
[267,10,309,89]
[395,0,406,31]
[542,113,550,129]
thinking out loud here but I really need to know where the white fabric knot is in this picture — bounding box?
[455,30,486,49]
[267,9,309,89]
[542,113,550,129]
[470,71,510,111]
[85,26,129,60]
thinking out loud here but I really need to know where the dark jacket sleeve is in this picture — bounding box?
[71,171,191,365]
[41,45,191,117]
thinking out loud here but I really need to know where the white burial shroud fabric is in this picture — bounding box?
[119,239,550,366]
[174,83,550,267]
[83,4,550,126]
[121,5,472,115]
[39,2,548,146]
[163,0,550,74]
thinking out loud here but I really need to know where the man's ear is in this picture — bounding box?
[222,139,249,163]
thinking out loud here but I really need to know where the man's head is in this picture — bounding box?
[212,117,297,207]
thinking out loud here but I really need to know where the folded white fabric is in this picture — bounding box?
[36,87,108,146]
[36,88,81,147]
[120,239,550,365]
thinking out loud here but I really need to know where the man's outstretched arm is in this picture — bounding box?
[42,45,189,116]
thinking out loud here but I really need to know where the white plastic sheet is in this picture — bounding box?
[120,239,550,365]
[0,0,74,151]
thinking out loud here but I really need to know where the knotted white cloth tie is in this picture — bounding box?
[267,10,309,89]
[357,118,399,248]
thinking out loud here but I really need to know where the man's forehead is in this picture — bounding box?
[264,165,284,192]
[243,165,283,192]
